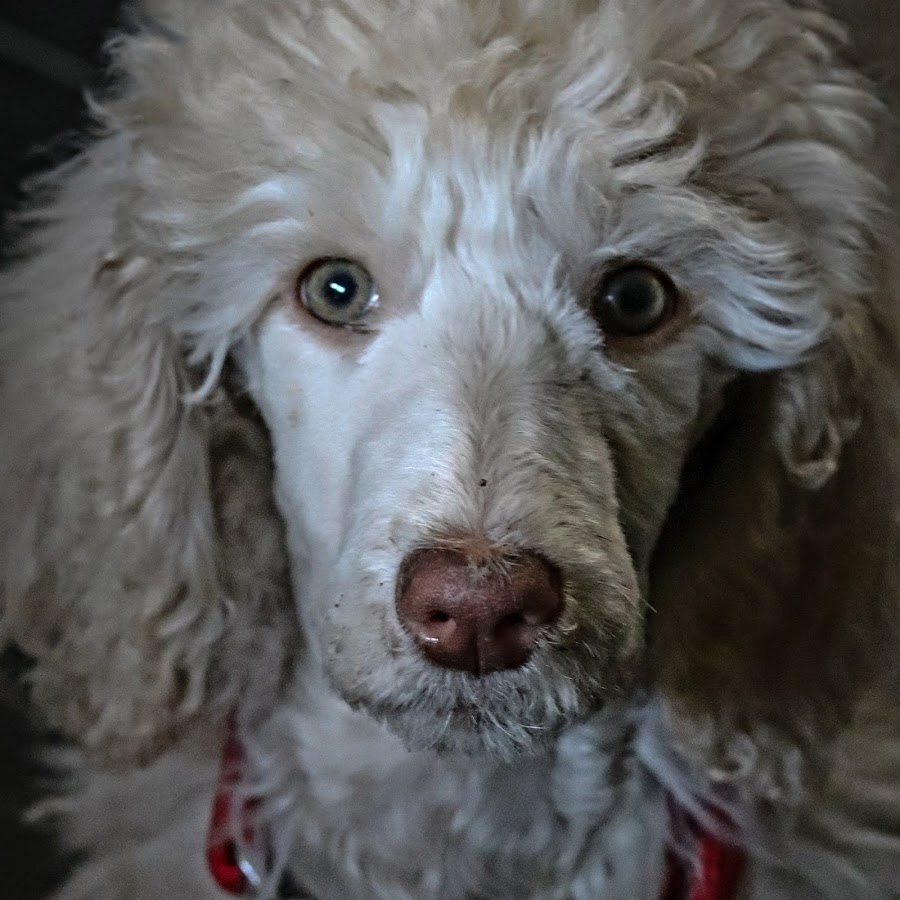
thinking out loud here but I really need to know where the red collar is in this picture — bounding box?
[207,731,745,899]
[662,811,746,900]
[207,729,261,895]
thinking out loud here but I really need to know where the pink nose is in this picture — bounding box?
[396,548,564,676]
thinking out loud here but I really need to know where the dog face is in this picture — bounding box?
[223,0,856,755]
[3,0,885,766]
[238,179,698,754]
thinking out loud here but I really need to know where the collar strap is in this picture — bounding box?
[207,730,745,899]
[662,816,746,900]
[207,728,262,895]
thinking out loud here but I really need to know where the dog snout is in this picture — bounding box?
[396,547,564,676]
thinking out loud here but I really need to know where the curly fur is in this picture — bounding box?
[2,0,899,897]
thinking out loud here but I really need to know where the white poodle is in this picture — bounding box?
[2,1,899,898]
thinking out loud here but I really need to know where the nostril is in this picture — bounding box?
[417,609,460,647]
[519,586,564,627]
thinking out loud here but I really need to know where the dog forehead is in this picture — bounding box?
[288,0,684,163]
[123,0,849,204]
[128,0,699,165]
[122,0,766,244]
[117,0,877,369]
[241,0,705,256]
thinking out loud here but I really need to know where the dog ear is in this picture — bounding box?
[646,7,900,800]
[0,140,294,766]
[650,300,900,801]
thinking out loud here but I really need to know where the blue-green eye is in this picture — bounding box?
[297,258,378,325]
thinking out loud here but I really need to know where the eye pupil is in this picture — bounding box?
[323,271,358,307]
[593,264,676,339]
[297,257,377,325]
[613,274,657,318]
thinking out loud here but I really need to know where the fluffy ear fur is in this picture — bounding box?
[651,277,900,805]
[645,5,900,801]
[0,139,293,766]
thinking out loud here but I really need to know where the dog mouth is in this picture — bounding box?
[318,528,646,756]
[361,680,579,756]
[342,610,643,757]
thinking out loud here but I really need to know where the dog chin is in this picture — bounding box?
[323,626,642,758]
[365,700,571,758]
[346,668,599,758]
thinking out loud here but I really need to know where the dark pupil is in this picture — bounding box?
[612,272,659,322]
[322,269,359,307]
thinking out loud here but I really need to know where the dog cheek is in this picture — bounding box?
[320,564,407,686]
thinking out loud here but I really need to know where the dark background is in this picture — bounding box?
[2,3,126,893]
[1,1,121,208]
[0,0,897,896]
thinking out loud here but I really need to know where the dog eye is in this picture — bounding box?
[592,264,679,339]
[297,258,378,325]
